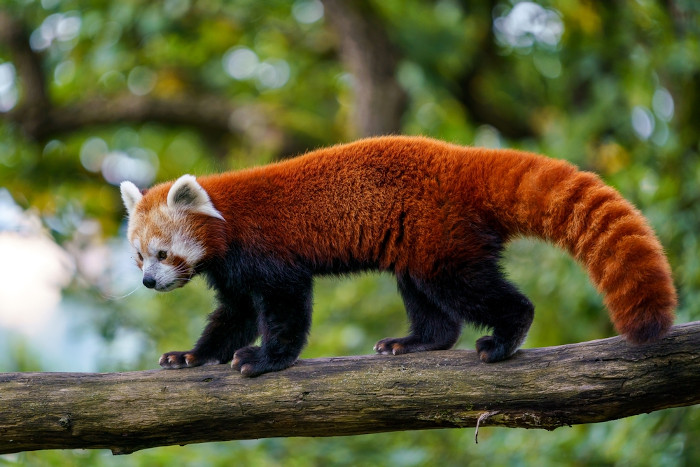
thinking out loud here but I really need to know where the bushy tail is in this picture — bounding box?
[484,150,676,343]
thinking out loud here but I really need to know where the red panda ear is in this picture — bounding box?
[167,174,225,221]
[120,180,143,216]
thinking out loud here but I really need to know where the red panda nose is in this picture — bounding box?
[143,276,157,289]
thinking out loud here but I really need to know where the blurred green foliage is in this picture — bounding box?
[0,0,699,465]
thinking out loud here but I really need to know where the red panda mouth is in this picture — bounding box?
[155,268,195,292]
[156,280,186,292]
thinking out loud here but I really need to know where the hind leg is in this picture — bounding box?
[374,274,463,355]
[381,263,534,362]
[421,263,534,362]
[469,274,534,362]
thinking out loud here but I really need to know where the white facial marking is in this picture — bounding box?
[147,237,167,257]
[171,232,205,265]
[133,238,142,253]
[158,205,206,264]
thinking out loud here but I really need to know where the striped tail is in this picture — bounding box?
[485,150,676,343]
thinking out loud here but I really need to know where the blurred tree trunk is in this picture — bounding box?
[0,11,51,138]
[321,0,407,137]
[1,322,698,455]
[452,0,536,139]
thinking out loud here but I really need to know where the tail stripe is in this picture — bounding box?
[586,217,641,285]
[542,172,597,243]
[575,200,635,265]
[569,191,619,258]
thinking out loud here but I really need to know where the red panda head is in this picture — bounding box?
[120,175,225,292]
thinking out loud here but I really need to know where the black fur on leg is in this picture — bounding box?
[380,258,534,364]
[472,281,534,363]
[159,290,259,369]
[375,273,462,355]
[232,276,313,377]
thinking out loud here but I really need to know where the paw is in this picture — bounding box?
[374,337,410,355]
[159,350,219,369]
[229,346,267,377]
[475,336,510,363]
[231,346,260,376]
[159,350,197,369]
[232,346,297,377]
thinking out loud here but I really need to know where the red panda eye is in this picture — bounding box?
[157,250,168,261]
[137,252,143,261]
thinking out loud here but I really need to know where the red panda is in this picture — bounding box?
[120,136,676,377]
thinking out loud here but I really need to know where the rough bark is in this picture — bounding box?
[1,322,698,455]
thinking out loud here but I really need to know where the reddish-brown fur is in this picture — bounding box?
[141,136,675,346]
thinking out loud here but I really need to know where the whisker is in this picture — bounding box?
[101,284,141,301]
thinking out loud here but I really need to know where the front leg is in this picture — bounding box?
[232,278,312,377]
[160,291,258,369]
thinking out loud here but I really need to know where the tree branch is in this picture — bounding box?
[0,10,243,143]
[41,95,240,139]
[1,322,698,455]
